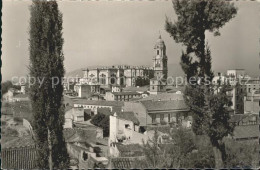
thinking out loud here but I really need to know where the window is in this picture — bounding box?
[152,114,156,123]
[168,114,171,122]
[157,50,159,55]
[83,152,88,161]
[125,124,130,129]
[160,114,164,122]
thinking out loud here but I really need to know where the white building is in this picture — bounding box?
[64,107,85,128]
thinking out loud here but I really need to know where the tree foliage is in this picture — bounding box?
[165,0,237,168]
[141,128,208,168]
[1,81,21,95]
[29,0,69,168]
[90,113,110,137]
[142,130,169,168]
[224,139,259,168]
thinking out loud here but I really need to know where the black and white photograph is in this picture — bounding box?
[1,0,260,169]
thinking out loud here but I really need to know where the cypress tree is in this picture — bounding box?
[29,0,69,168]
[165,0,237,168]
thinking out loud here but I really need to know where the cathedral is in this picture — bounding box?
[82,35,168,87]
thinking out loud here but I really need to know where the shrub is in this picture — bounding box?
[224,139,259,168]
[160,120,167,125]
[13,117,23,123]
[5,127,19,137]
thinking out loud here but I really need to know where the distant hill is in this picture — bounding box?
[65,68,84,78]
[65,63,184,78]
[65,65,104,78]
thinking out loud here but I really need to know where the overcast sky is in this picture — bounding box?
[2,0,260,81]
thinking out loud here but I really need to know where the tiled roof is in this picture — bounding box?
[116,112,140,125]
[138,93,184,101]
[140,100,188,112]
[111,157,140,169]
[13,93,29,99]
[84,108,92,114]
[72,99,124,107]
[230,114,259,124]
[68,143,89,153]
[230,114,247,123]
[123,86,149,92]
[112,91,141,96]
[115,143,142,152]
[115,143,144,157]
[63,128,97,144]
[165,85,185,92]
[1,145,37,169]
[233,125,259,139]
[97,108,112,116]
[2,136,35,149]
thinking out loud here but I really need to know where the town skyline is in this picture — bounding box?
[2,1,259,169]
[2,0,260,82]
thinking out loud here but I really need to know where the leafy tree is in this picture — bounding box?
[185,135,215,168]
[224,139,259,168]
[165,0,237,168]
[141,128,197,168]
[29,0,69,168]
[142,130,169,168]
[90,113,110,137]
[167,127,196,168]
[1,81,21,96]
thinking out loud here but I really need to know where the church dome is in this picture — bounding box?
[155,35,165,47]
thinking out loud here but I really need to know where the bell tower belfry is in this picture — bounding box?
[153,35,168,79]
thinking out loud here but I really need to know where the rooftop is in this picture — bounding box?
[140,100,188,112]
[123,86,149,92]
[83,65,152,71]
[138,93,184,101]
[115,143,144,157]
[72,99,124,107]
[112,91,141,95]
[63,128,97,144]
[232,125,259,139]
[97,107,112,116]
[116,111,140,125]
[1,145,37,169]
[13,93,29,99]
[2,136,35,149]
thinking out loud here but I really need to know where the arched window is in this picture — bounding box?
[110,74,116,84]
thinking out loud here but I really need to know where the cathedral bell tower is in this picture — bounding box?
[153,35,168,80]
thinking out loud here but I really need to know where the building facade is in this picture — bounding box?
[82,36,168,87]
